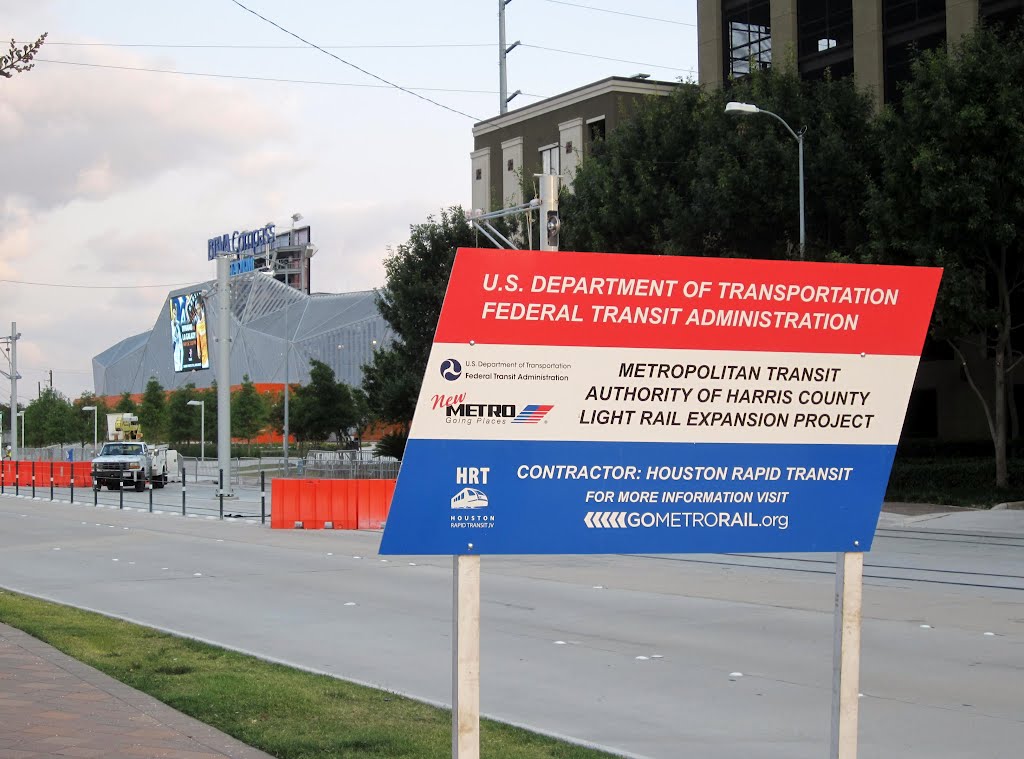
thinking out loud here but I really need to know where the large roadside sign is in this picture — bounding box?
[379,249,941,555]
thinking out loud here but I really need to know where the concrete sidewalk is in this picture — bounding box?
[0,623,274,759]
[879,501,1024,537]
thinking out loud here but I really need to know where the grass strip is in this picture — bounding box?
[0,589,618,759]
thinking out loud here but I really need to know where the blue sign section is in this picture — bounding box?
[378,440,896,555]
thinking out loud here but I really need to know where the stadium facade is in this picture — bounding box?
[93,271,392,395]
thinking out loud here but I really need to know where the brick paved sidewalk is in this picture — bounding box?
[0,622,275,759]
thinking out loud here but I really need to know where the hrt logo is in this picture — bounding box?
[440,358,462,381]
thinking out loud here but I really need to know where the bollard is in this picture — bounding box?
[181,464,186,516]
[70,470,75,504]
[16,465,19,497]
[50,462,54,501]
[219,469,224,520]
[1,463,4,494]
[32,461,35,499]
[93,479,97,507]
[261,470,266,525]
[119,484,123,510]
[148,478,153,512]
[196,460,199,484]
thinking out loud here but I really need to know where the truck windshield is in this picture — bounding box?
[100,444,143,456]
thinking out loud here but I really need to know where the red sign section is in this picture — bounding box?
[434,249,942,356]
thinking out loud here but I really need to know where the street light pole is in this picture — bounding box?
[725,101,806,259]
[81,406,97,452]
[187,400,205,462]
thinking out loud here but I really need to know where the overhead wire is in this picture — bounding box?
[23,41,493,49]
[541,0,696,26]
[226,0,478,119]
[0,278,198,290]
[524,44,693,73]
[33,58,546,97]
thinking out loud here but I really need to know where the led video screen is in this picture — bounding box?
[169,292,210,372]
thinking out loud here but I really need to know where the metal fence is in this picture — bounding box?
[15,446,400,484]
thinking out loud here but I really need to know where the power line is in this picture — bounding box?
[541,0,696,27]
[524,44,694,73]
[22,41,492,50]
[34,58,545,97]
[0,278,197,290]
[226,0,478,120]
[29,39,693,76]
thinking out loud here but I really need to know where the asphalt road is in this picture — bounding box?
[0,492,1021,759]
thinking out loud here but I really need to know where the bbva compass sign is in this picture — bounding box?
[207,223,276,261]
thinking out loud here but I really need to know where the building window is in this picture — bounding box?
[565,141,573,154]
[475,168,482,180]
[883,0,946,31]
[540,145,559,175]
[798,0,853,59]
[723,0,772,79]
[507,159,514,171]
[588,118,606,143]
[883,0,946,102]
[981,0,1024,30]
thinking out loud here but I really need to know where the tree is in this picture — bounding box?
[1,33,46,80]
[363,207,490,427]
[865,22,1024,488]
[114,392,136,414]
[24,388,75,447]
[73,393,109,447]
[166,384,200,447]
[138,378,166,441]
[561,67,877,261]
[231,375,268,454]
[291,360,356,444]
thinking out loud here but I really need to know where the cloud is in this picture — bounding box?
[0,47,289,214]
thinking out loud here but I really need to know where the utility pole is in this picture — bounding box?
[498,1,520,114]
[49,369,53,390]
[9,322,19,461]
[215,257,234,497]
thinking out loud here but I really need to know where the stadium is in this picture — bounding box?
[93,271,391,396]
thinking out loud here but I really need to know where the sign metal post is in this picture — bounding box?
[831,550,864,759]
[452,554,481,759]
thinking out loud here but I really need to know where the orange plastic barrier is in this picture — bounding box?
[0,461,93,489]
[270,478,395,530]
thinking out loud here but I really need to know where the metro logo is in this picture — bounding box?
[512,404,554,424]
[446,404,517,418]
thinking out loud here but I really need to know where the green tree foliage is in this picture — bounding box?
[291,360,357,444]
[114,392,136,414]
[0,33,46,80]
[865,22,1024,487]
[24,388,75,447]
[562,67,877,260]
[166,383,200,447]
[72,393,108,447]
[363,207,489,426]
[138,378,166,441]
[231,375,269,454]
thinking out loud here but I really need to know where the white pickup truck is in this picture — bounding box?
[91,441,178,491]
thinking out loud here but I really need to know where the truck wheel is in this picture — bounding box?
[153,469,166,489]
[134,479,146,492]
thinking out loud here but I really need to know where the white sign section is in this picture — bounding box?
[380,250,941,555]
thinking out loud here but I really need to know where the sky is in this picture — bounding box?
[0,0,698,405]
